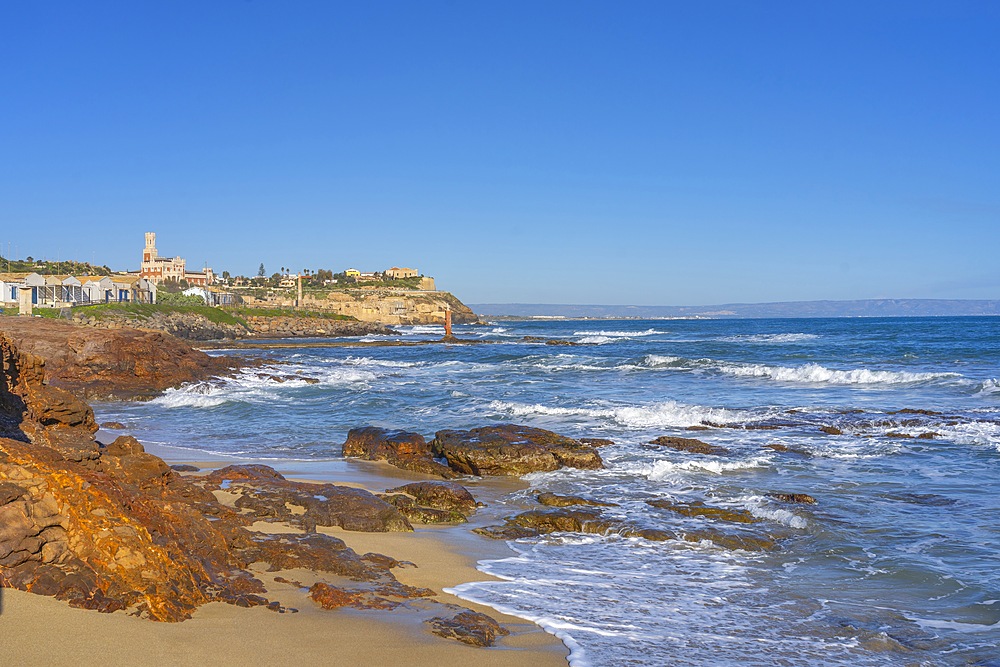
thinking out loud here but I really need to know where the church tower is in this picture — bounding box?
[143,232,157,262]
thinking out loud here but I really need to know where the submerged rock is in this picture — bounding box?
[646,499,760,523]
[766,492,817,505]
[648,436,729,456]
[536,492,618,508]
[430,424,603,476]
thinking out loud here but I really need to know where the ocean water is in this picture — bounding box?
[95,317,1000,666]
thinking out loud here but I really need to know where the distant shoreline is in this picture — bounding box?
[471,298,1000,320]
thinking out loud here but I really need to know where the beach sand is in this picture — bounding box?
[1,447,570,667]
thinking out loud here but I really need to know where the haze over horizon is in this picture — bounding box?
[2,2,998,306]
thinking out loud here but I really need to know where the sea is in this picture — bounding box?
[94,317,1000,666]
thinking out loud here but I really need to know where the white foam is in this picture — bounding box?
[573,328,666,337]
[488,399,751,429]
[975,379,1000,396]
[577,335,615,345]
[645,456,771,478]
[717,333,820,344]
[717,362,960,386]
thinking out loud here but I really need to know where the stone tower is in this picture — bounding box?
[143,232,158,263]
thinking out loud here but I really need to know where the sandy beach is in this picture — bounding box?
[2,447,569,667]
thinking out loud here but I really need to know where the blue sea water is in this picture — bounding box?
[95,317,1000,666]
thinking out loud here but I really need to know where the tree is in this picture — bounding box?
[222,270,231,280]
[258,263,266,277]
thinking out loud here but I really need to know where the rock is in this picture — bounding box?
[536,492,617,508]
[381,495,468,524]
[648,436,729,456]
[0,331,435,622]
[426,606,510,647]
[579,437,615,447]
[0,318,236,400]
[476,507,777,551]
[201,464,413,533]
[100,421,126,430]
[430,424,603,476]
[104,435,145,456]
[646,499,759,523]
[766,492,817,504]
[309,582,400,610]
[763,443,812,457]
[170,464,201,472]
[384,481,478,514]
[890,408,942,416]
[342,427,456,478]
[819,426,843,435]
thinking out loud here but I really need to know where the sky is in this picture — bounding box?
[1,1,998,306]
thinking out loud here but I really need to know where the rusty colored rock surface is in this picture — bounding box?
[431,424,603,476]
[0,330,428,623]
[426,605,511,647]
[201,464,413,533]
[0,318,235,399]
[342,427,457,478]
[648,435,729,456]
[819,425,843,435]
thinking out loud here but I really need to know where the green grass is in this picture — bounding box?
[73,303,249,327]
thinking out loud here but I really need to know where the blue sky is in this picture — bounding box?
[1,1,997,305]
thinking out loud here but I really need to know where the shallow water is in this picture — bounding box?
[95,317,1000,666]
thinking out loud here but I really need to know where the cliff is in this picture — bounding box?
[242,290,479,326]
[0,318,235,399]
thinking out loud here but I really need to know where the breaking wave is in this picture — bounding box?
[488,399,752,429]
[640,355,962,386]
[717,333,820,344]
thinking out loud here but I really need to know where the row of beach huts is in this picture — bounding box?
[0,272,157,310]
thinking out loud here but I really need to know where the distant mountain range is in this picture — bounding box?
[470,299,1000,319]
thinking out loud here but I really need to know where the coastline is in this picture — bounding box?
[1,436,569,667]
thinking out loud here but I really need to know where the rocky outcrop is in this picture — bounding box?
[201,464,413,533]
[430,424,604,476]
[0,331,457,625]
[342,427,457,478]
[380,481,479,525]
[271,290,479,326]
[0,318,234,399]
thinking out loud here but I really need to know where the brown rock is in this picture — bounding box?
[342,427,456,478]
[100,421,126,430]
[0,318,236,400]
[819,426,843,435]
[426,606,510,647]
[202,464,413,533]
[384,481,478,514]
[431,424,603,476]
[648,436,729,456]
[579,437,615,447]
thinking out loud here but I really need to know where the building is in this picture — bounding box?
[183,286,236,307]
[386,267,418,279]
[0,272,154,307]
[140,232,214,286]
[344,269,361,279]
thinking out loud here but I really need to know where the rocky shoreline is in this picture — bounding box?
[0,317,573,658]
